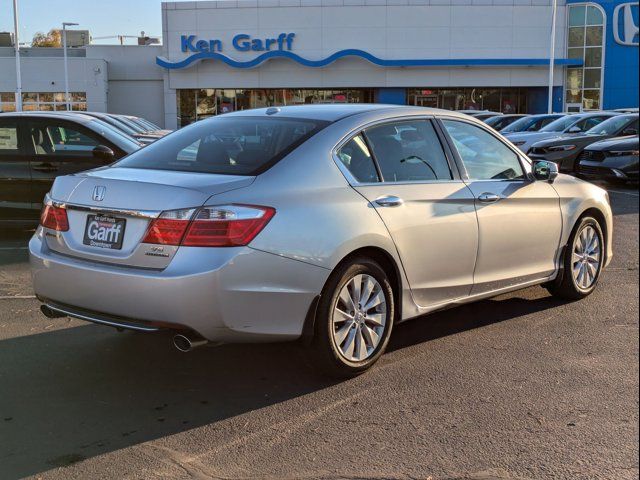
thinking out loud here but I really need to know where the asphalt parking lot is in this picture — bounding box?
[0,184,637,480]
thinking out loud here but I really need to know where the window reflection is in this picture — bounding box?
[177,88,374,127]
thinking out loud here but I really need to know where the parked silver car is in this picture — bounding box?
[30,105,613,376]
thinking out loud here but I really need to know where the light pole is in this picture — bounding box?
[13,0,22,111]
[62,22,79,111]
[547,0,558,113]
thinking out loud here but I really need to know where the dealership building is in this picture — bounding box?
[0,0,637,129]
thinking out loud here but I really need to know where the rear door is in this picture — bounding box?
[26,118,115,207]
[0,117,35,223]
[440,118,562,294]
[338,117,479,307]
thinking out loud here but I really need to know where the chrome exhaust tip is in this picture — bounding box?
[173,333,208,353]
[40,305,66,319]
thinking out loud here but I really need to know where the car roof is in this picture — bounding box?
[0,111,98,124]
[223,104,473,122]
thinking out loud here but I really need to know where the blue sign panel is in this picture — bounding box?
[158,35,583,70]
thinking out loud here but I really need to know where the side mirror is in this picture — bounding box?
[92,145,115,163]
[532,160,559,183]
[622,127,638,136]
[567,126,582,133]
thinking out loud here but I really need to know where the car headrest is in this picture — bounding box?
[196,140,230,166]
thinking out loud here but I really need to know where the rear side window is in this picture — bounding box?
[336,134,379,183]
[116,116,328,175]
[365,120,452,182]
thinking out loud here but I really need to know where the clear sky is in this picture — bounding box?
[1,0,164,45]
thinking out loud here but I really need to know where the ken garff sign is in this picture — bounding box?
[613,2,639,46]
[181,33,296,53]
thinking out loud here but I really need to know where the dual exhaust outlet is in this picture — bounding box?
[40,304,207,353]
[172,333,208,353]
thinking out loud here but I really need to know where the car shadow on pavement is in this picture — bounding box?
[0,287,569,479]
[388,290,567,353]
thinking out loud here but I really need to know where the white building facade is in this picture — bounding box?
[1,0,637,129]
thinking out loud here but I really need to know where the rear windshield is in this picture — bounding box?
[115,116,328,175]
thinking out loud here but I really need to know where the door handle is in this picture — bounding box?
[32,163,58,173]
[478,192,501,203]
[375,195,404,207]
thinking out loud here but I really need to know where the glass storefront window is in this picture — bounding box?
[176,88,374,127]
[3,92,88,112]
[568,27,585,48]
[569,5,586,27]
[583,90,600,110]
[585,26,603,46]
[565,4,605,111]
[586,5,604,25]
[407,88,528,113]
[584,48,602,67]
[583,69,601,89]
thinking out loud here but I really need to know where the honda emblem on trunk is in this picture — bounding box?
[92,186,106,202]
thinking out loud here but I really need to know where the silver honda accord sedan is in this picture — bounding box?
[30,105,613,376]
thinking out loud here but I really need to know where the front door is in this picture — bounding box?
[0,118,35,224]
[336,118,478,307]
[440,118,562,294]
[26,118,109,207]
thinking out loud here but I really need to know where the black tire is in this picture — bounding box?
[310,257,395,378]
[546,216,604,300]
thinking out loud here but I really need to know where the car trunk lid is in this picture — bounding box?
[44,167,254,269]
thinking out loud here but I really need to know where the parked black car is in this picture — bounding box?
[500,113,566,134]
[527,114,639,172]
[484,114,528,131]
[578,135,639,184]
[0,111,140,226]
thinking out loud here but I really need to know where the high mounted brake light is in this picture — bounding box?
[142,205,275,247]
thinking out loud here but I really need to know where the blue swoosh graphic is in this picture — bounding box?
[156,49,583,70]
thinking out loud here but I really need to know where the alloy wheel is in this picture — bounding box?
[332,274,387,362]
[572,224,601,290]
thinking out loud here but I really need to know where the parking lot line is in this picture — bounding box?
[608,189,639,197]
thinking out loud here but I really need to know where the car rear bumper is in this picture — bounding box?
[30,229,329,342]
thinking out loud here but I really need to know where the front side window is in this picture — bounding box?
[29,122,101,156]
[364,120,452,182]
[336,135,379,183]
[116,116,328,175]
[442,120,525,181]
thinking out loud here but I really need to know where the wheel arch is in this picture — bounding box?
[575,207,609,264]
[300,245,405,345]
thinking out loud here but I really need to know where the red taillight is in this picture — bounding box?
[40,204,69,231]
[142,205,275,247]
